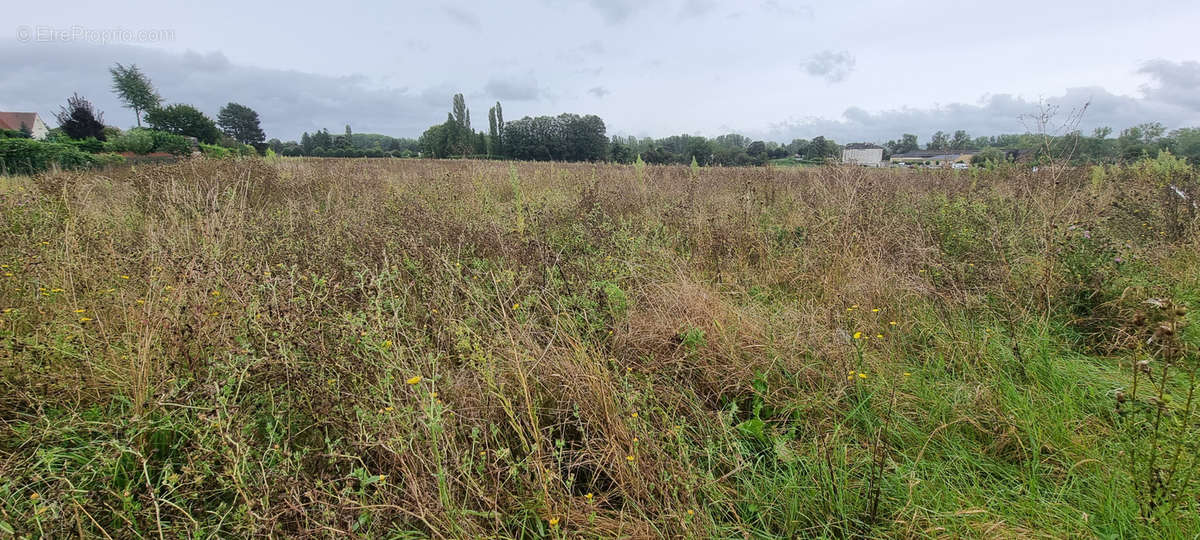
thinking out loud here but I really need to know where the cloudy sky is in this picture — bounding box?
[4,0,1200,144]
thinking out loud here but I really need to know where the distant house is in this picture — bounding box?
[842,143,884,167]
[0,112,50,140]
[889,150,976,167]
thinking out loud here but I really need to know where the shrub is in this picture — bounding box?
[0,138,96,174]
[105,129,156,154]
[93,152,127,168]
[199,143,231,159]
[149,130,194,156]
[63,137,105,153]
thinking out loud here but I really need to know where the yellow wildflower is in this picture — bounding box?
[549,517,559,526]
[853,332,862,339]
[889,321,897,326]
[871,308,880,312]
[79,317,92,322]
[406,376,422,385]
[74,308,86,313]
[585,492,593,501]
[626,455,635,462]
[904,372,912,377]
[120,275,130,280]
[858,373,867,379]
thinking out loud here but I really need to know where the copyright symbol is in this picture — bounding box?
[16,26,31,42]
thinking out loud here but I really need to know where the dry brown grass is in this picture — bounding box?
[0,157,1196,538]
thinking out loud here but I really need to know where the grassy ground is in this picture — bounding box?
[0,158,1197,538]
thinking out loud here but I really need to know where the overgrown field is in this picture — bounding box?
[1,158,1198,538]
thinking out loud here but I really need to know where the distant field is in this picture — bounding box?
[1,158,1197,538]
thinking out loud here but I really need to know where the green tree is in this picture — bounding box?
[109,63,161,128]
[452,93,470,130]
[54,93,107,141]
[145,104,220,144]
[487,107,498,157]
[950,130,971,150]
[928,131,949,151]
[216,103,266,146]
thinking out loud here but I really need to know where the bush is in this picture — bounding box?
[105,129,156,154]
[0,138,97,175]
[93,152,127,168]
[63,137,106,153]
[0,129,30,139]
[149,131,195,156]
[199,143,231,159]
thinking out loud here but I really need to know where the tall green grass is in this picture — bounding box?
[0,157,1196,538]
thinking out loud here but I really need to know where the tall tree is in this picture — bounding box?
[487,107,498,157]
[452,94,470,130]
[109,63,161,127]
[216,102,266,146]
[145,104,220,144]
[55,93,107,140]
[494,101,504,157]
[950,130,971,150]
[928,131,950,151]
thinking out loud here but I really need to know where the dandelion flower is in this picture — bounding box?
[407,376,422,385]
[382,339,392,348]
[29,493,39,500]
[687,509,695,516]
[512,303,520,310]
[858,373,867,379]
[74,308,86,313]
[626,455,635,462]
[871,308,880,312]
[889,321,897,326]
[903,372,912,377]
[585,492,594,501]
[853,332,862,339]
[79,317,92,322]
[876,334,883,339]
[631,412,638,418]
[549,517,559,527]
[120,275,130,280]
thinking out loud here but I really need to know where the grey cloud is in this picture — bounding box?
[761,1,813,20]
[484,76,541,101]
[1138,59,1200,111]
[803,50,855,83]
[0,42,448,140]
[763,86,1200,144]
[680,0,717,19]
[441,6,482,29]
[587,0,646,24]
[588,86,610,98]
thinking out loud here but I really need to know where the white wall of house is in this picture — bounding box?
[842,148,883,167]
[29,115,49,140]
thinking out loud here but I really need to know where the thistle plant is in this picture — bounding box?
[1118,298,1197,522]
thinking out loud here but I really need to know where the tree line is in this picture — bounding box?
[13,63,1200,169]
